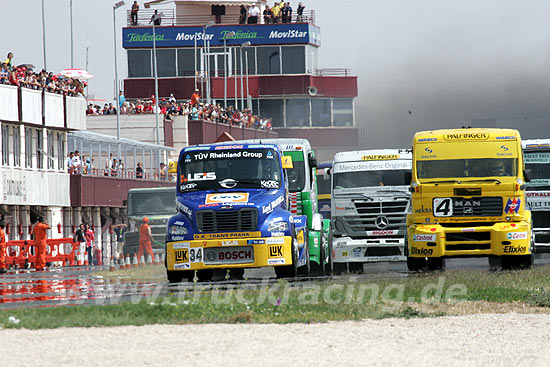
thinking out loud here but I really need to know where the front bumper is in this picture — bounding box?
[332,236,405,263]
[407,221,532,258]
[166,236,293,271]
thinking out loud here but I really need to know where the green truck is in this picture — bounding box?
[241,138,333,275]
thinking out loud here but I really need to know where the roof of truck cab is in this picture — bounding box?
[182,141,282,153]
[413,128,521,143]
[334,149,412,163]
[234,138,312,152]
[522,139,550,150]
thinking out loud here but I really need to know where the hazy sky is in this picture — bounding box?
[2,0,550,147]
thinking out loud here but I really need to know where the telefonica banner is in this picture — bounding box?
[123,23,321,48]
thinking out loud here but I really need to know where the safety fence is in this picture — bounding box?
[4,238,81,269]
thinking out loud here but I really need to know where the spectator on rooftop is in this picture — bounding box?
[150,10,161,26]
[263,6,272,24]
[272,2,281,23]
[296,2,305,22]
[4,52,13,70]
[248,3,260,24]
[281,2,290,23]
[131,1,139,26]
[239,5,247,24]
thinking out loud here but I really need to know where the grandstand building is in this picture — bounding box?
[121,0,359,159]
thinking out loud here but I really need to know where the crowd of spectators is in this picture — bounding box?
[86,91,273,130]
[0,52,86,97]
[241,1,306,24]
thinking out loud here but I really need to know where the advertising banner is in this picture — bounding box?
[123,23,321,48]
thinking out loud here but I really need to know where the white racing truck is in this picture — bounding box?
[522,139,550,252]
[331,149,412,272]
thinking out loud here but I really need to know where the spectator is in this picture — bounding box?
[118,91,126,109]
[84,223,94,266]
[131,1,139,26]
[150,10,161,26]
[72,150,82,172]
[113,220,127,264]
[169,93,176,103]
[105,153,113,176]
[248,3,260,24]
[66,152,74,172]
[272,2,281,23]
[281,2,290,23]
[136,162,144,178]
[263,6,272,24]
[296,2,305,22]
[4,52,13,70]
[73,223,86,265]
[239,5,247,24]
[191,89,200,105]
[159,162,167,179]
[287,2,293,22]
[111,158,118,177]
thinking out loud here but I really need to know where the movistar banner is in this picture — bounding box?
[123,23,321,48]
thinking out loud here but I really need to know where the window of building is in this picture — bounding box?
[25,127,33,168]
[37,129,43,169]
[311,99,331,127]
[57,132,65,171]
[128,50,152,77]
[333,99,354,126]
[286,99,310,127]
[282,46,305,74]
[259,99,284,127]
[156,49,176,77]
[47,131,55,169]
[13,126,20,167]
[2,125,9,166]
[257,46,281,75]
[177,49,199,77]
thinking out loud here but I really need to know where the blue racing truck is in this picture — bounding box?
[165,142,311,282]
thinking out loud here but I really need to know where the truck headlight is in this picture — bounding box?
[267,221,289,232]
[168,225,188,235]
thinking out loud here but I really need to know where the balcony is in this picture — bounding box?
[126,8,316,27]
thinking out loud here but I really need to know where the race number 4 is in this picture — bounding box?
[433,198,453,217]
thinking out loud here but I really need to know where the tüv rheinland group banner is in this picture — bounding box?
[123,23,321,48]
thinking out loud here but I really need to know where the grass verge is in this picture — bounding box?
[2,265,550,329]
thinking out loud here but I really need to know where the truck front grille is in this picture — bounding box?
[339,199,409,239]
[448,197,502,217]
[197,208,258,232]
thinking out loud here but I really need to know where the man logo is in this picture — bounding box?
[375,216,388,229]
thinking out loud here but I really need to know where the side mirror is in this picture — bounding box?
[524,169,531,183]
[323,168,331,180]
[308,154,317,168]
[404,172,412,185]
[312,213,323,231]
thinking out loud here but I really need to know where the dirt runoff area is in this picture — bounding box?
[2,313,550,366]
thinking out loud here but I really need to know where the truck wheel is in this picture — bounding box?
[427,257,445,272]
[348,262,364,274]
[310,235,326,276]
[325,231,334,275]
[332,262,347,275]
[406,256,427,272]
[167,270,184,283]
[197,269,213,282]
[502,255,533,270]
[275,239,299,279]
[230,268,245,280]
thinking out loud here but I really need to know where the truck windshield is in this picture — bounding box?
[286,161,305,192]
[128,191,176,216]
[417,158,517,179]
[524,152,550,187]
[179,148,282,192]
[333,170,410,189]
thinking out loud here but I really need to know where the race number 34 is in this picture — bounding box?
[433,198,453,217]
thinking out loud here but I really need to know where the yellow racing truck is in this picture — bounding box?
[407,128,533,271]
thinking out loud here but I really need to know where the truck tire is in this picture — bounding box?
[332,262,347,275]
[348,262,364,274]
[197,269,213,282]
[275,238,299,279]
[310,234,326,276]
[502,255,533,270]
[230,268,245,280]
[167,270,184,283]
[427,257,445,272]
[407,256,427,272]
[325,230,334,275]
